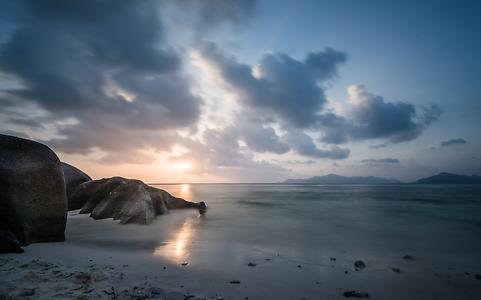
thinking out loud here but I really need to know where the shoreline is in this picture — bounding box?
[1,210,481,299]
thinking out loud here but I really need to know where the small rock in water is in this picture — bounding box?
[402,255,414,260]
[229,280,241,284]
[297,265,302,268]
[354,260,366,270]
[343,290,370,298]
[344,271,349,274]
[330,257,337,261]
[392,268,401,273]
[247,262,256,267]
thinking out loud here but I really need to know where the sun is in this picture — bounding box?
[175,162,192,172]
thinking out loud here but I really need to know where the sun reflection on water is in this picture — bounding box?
[153,216,198,263]
[178,183,193,200]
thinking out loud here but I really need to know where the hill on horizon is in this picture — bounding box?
[413,172,481,184]
[283,172,481,185]
[283,174,401,184]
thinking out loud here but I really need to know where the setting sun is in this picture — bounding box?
[175,162,192,172]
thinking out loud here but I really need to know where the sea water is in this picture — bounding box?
[65,184,481,299]
[153,184,481,263]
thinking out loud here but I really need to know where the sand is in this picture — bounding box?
[1,208,481,299]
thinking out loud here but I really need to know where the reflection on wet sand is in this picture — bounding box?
[154,216,200,263]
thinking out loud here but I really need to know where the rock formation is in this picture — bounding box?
[0,134,67,247]
[0,230,24,253]
[72,177,206,224]
[61,162,92,210]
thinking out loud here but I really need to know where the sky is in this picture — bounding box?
[0,0,480,183]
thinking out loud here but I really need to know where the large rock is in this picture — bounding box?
[72,177,206,224]
[61,162,92,210]
[0,134,67,247]
[0,230,24,253]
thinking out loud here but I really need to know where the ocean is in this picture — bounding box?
[63,183,481,299]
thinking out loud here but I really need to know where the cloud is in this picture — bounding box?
[346,85,441,142]
[0,0,225,163]
[167,0,257,32]
[283,160,316,165]
[0,1,442,177]
[0,129,30,139]
[198,44,439,153]
[236,120,290,154]
[369,143,387,149]
[169,126,290,180]
[441,138,467,147]
[198,42,347,128]
[284,130,350,159]
[7,117,45,129]
[361,158,400,164]
[318,85,441,144]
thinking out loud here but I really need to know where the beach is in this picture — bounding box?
[2,184,481,299]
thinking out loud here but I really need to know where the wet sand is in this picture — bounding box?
[1,208,481,299]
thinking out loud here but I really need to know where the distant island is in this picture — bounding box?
[283,174,401,184]
[283,172,481,185]
[413,172,481,184]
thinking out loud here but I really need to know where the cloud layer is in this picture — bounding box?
[196,44,440,163]
[441,138,467,147]
[0,0,442,180]
[0,0,204,162]
[361,158,400,164]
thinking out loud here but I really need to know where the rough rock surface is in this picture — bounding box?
[61,162,92,210]
[0,230,24,253]
[0,134,67,246]
[72,177,206,224]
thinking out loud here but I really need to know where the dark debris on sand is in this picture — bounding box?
[354,260,366,270]
[343,290,370,298]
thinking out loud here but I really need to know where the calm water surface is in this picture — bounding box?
[151,184,481,266]
[65,184,481,299]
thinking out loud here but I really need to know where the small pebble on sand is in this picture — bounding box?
[343,290,370,298]
[354,260,366,270]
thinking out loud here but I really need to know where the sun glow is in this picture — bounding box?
[175,162,192,172]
